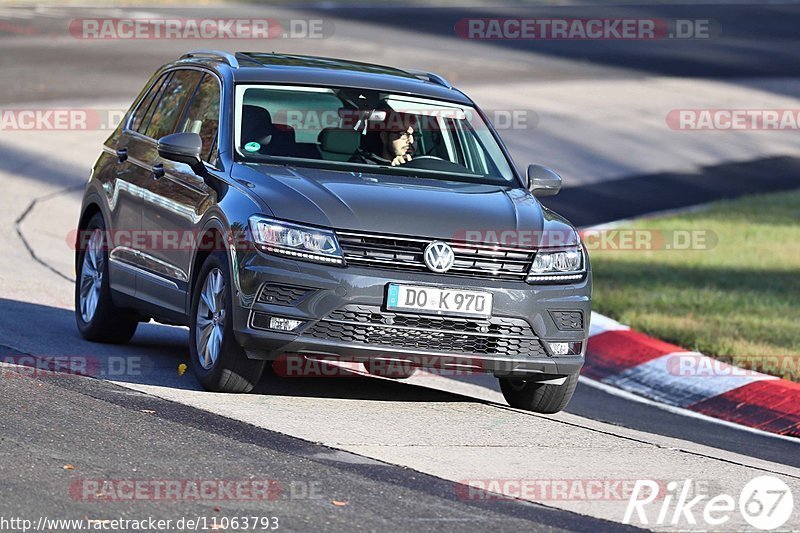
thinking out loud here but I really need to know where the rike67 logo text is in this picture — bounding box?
[624,476,793,530]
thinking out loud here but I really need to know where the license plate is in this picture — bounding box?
[386,284,493,318]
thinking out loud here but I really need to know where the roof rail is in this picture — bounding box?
[180,50,239,68]
[405,69,452,89]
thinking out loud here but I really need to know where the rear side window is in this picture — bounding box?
[178,73,221,163]
[129,73,170,133]
[144,70,202,141]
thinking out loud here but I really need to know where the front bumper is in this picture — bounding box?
[231,250,591,380]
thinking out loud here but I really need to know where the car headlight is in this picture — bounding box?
[526,246,585,283]
[249,216,344,265]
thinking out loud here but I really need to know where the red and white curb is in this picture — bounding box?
[294,311,799,440]
[586,313,800,439]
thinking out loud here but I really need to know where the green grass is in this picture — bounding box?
[590,189,800,378]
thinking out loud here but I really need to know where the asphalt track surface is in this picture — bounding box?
[1,3,799,531]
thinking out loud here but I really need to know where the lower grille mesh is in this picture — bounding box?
[307,305,547,357]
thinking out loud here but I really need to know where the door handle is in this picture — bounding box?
[151,163,165,180]
[116,147,128,162]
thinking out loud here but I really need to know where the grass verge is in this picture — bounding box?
[589,189,800,380]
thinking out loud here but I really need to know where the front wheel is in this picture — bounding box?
[189,253,265,393]
[499,373,579,414]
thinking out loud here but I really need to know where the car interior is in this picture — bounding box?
[236,86,516,184]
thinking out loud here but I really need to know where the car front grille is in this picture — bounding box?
[306,305,547,357]
[337,231,534,281]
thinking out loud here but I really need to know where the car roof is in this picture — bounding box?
[175,51,474,106]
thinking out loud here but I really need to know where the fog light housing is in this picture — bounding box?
[269,317,304,332]
[545,341,583,356]
[549,342,569,355]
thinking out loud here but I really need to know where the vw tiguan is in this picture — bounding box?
[75,51,591,413]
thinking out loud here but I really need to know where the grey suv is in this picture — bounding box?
[75,51,591,413]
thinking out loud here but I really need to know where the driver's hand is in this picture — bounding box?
[390,154,412,166]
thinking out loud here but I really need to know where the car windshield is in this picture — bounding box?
[234,84,517,185]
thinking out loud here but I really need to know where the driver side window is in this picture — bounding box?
[178,73,221,164]
[144,70,202,141]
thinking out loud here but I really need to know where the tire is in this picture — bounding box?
[189,252,265,393]
[499,373,579,414]
[363,359,416,379]
[75,213,139,344]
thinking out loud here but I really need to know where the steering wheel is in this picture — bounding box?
[409,155,444,161]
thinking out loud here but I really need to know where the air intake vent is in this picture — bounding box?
[550,311,584,331]
[257,284,313,306]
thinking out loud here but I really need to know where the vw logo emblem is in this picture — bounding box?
[424,241,455,273]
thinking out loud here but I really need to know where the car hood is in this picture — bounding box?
[234,164,578,246]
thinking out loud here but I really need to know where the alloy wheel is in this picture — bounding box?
[195,268,226,370]
[79,229,104,323]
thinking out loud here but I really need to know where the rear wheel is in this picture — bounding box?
[75,213,138,344]
[189,252,265,392]
[499,373,579,414]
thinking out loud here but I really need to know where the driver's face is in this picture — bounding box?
[388,126,415,157]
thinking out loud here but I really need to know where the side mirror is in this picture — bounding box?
[158,132,207,177]
[526,164,562,197]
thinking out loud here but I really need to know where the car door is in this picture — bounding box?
[105,72,170,298]
[138,70,221,316]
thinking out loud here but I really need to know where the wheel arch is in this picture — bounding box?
[75,198,105,270]
[187,216,240,318]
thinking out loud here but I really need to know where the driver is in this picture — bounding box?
[351,110,416,166]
